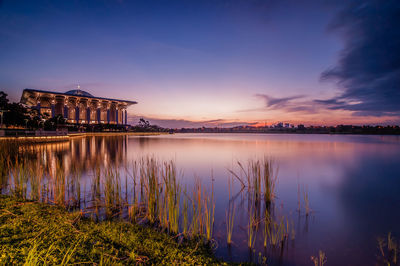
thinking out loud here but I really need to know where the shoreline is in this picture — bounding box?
[0,131,169,143]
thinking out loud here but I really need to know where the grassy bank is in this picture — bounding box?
[0,195,224,265]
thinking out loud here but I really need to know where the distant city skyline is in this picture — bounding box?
[1,0,399,127]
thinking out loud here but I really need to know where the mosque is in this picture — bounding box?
[20,86,137,125]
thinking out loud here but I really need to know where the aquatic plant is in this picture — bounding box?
[162,161,180,234]
[29,162,44,201]
[141,157,160,224]
[377,232,398,265]
[265,213,283,246]
[311,250,327,266]
[261,158,278,205]
[226,202,236,245]
[191,178,203,236]
[10,158,29,199]
[182,186,189,237]
[303,185,311,216]
[103,167,122,218]
[247,195,257,249]
[204,183,215,241]
[229,158,278,205]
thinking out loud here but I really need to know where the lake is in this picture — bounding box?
[5,133,400,265]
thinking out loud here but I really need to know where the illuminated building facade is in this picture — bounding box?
[20,87,137,125]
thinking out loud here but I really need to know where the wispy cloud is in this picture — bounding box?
[255,94,306,109]
[238,93,316,114]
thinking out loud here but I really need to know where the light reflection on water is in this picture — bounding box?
[21,133,400,265]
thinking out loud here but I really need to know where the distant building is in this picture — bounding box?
[20,87,137,125]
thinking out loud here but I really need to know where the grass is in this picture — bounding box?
[0,195,225,265]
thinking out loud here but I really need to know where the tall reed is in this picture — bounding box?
[303,185,310,216]
[377,232,398,265]
[29,162,43,201]
[247,194,257,249]
[311,250,327,266]
[103,167,122,218]
[10,158,29,199]
[261,158,278,205]
[226,202,235,245]
[182,186,189,237]
[191,179,203,236]
[203,182,215,241]
[53,161,66,206]
[162,161,180,234]
[226,175,235,245]
[230,158,278,205]
[141,157,159,224]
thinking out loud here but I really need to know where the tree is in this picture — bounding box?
[0,91,9,108]
[0,91,31,127]
[44,114,67,130]
[138,118,150,128]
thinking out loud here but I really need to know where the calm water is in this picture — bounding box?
[20,133,400,265]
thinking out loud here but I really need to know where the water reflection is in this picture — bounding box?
[9,133,400,265]
[21,136,128,177]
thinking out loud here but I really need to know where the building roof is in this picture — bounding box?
[65,89,94,97]
[20,88,138,105]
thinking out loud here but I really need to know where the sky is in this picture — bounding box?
[0,0,399,127]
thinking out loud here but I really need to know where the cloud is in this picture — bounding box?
[238,93,316,114]
[255,94,305,109]
[320,0,400,117]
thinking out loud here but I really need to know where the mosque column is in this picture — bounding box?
[63,97,69,119]
[96,105,101,124]
[51,97,55,118]
[107,105,110,124]
[36,102,41,117]
[125,109,128,125]
[116,108,119,125]
[64,105,69,119]
[36,94,41,117]
[86,106,91,123]
[75,104,80,123]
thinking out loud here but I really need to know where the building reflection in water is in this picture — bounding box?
[22,136,129,177]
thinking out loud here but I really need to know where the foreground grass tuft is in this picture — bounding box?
[0,195,224,265]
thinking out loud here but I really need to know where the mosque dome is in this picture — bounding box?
[65,89,94,97]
